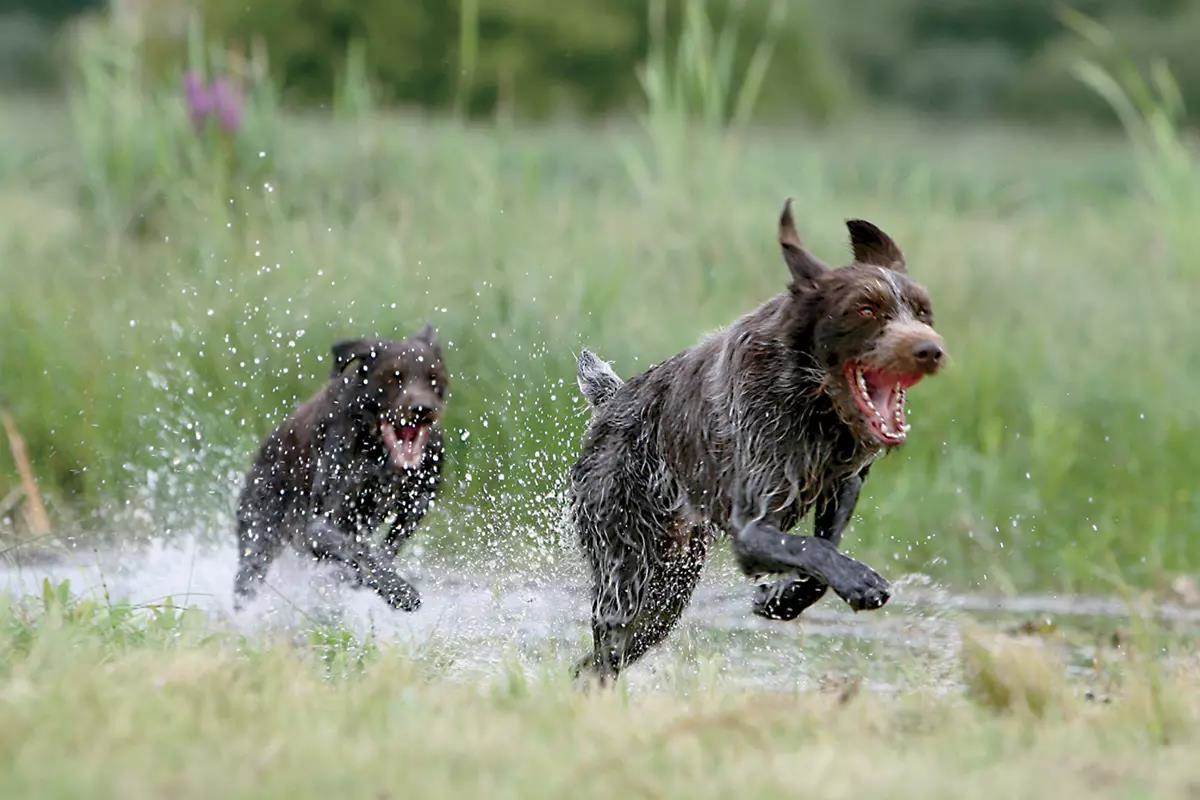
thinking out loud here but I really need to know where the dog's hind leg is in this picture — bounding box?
[614,528,710,668]
[233,522,285,609]
[233,468,291,608]
[578,524,709,683]
[578,541,650,682]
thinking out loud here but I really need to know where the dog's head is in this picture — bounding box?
[330,325,448,470]
[778,200,945,448]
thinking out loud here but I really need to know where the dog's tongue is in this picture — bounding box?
[868,379,896,420]
[864,368,922,428]
[381,422,427,469]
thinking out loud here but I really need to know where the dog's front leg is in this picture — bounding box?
[753,469,869,619]
[734,522,888,611]
[732,506,887,612]
[813,466,869,548]
[380,515,418,561]
[304,519,421,611]
[380,488,437,561]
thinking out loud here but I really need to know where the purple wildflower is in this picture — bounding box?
[183,71,244,135]
[183,71,214,131]
[211,77,244,134]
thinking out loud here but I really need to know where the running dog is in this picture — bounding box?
[571,201,945,680]
[233,326,447,610]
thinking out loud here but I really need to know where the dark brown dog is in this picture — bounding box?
[571,201,945,680]
[233,326,447,610]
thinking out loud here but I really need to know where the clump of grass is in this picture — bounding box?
[333,40,376,120]
[640,0,782,132]
[962,628,1068,717]
[0,579,210,669]
[308,622,380,680]
[624,0,784,196]
[1067,8,1200,270]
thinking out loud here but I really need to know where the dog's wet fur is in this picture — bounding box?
[572,200,945,681]
[233,326,447,610]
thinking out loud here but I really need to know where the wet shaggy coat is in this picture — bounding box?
[572,201,944,680]
[233,328,447,610]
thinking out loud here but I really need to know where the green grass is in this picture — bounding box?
[1,64,1199,593]
[0,588,1198,799]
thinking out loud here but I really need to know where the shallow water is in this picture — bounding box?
[2,536,1196,694]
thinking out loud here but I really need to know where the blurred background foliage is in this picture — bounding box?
[3,0,1200,125]
[2,0,1199,590]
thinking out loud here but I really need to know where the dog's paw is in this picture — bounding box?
[388,586,422,612]
[752,577,827,621]
[373,575,421,612]
[231,576,261,612]
[828,561,890,612]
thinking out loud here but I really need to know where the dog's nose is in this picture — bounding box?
[407,403,437,422]
[912,340,944,370]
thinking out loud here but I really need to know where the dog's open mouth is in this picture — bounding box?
[380,420,432,470]
[844,362,924,446]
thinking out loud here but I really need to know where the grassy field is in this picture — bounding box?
[0,588,1197,799]
[1,28,1200,596]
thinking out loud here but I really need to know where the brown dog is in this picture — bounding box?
[571,201,945,680]
[233,326,447,610]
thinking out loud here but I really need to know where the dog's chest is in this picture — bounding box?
[330,463,432,519]
[767,430,878,517]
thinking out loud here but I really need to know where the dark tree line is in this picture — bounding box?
[5,0,1200,124]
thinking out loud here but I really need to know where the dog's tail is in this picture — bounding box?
[577,349,623,409]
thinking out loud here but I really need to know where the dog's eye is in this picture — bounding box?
[858,305,877,319]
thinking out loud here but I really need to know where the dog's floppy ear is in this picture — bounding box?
[847,219,905,272]
[414,323,439,348]
[779,198,829,290]
[330,339,381,378]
